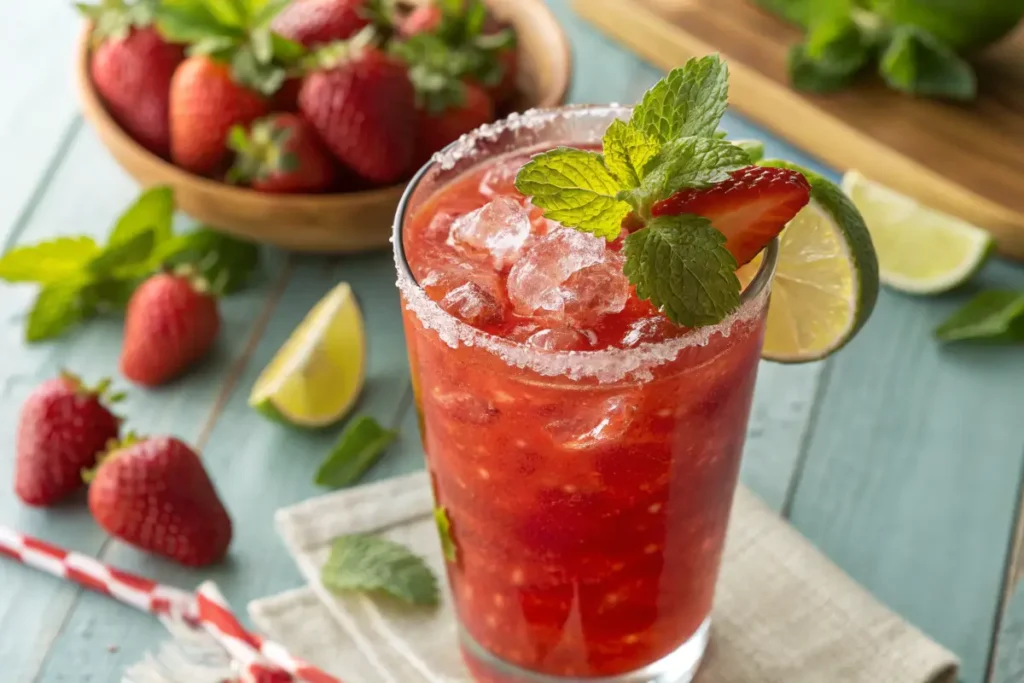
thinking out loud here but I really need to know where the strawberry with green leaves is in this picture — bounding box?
[272,0,387,47]
[80,0,184,157]
[15,373,123,507]
[87,435,232,567]
[158,0,306,174]
[228,113,336,193]
[120,269,221,386]
[514,55,812,328]
[299,30,417,184]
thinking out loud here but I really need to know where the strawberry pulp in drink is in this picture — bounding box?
[397,143,774,679]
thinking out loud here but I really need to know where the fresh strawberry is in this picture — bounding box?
[80,0,183,157]
[651,165,812,265]
[120,272,221,387]
[272,0,370,47]
[299,38,416,184]
[14,373,121,507]
[416,82,494,164]
[399,4,442,36]
[228,113,336,193]
[87,436,232,567]
[169,56,269,175]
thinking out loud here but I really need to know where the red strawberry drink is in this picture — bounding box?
[394,59,810,683]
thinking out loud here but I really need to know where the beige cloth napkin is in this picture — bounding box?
[249,472,959,683]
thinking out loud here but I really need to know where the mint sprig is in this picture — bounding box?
[0,187,260,343]
[314,416,399,489]
[879,25,976,101]
[321,535,439,607]
[514,54,759,328]
[936,291,1024,344]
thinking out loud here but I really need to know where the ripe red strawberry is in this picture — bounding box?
[272,0,370,46]
[120,272,221,387]
[88,436,232,567]
[299,41,416,184]
[88,23,183,157]
[228,113,336,193]
[169,56,268,175]
[651,165,812,265]
[416,82,494,164]
[14,373,121,507]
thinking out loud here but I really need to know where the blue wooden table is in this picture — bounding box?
[2,1,1024,681]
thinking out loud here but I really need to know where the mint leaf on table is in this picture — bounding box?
[514,148,632,240]
[26,281,96,343]
[879,26,976,101]
[321,535,439,607]
[602,120,660,190]
[434,507,457,562]
[623,137,750,209]
[87,229,157,276]
[936,291,1024,343]
[315,416,399,489]
[0,237,100,284]
[155,229,261,294]
[623,215,741,327]
[629,54,729,143]
[108,186,174,247]
[734,139,765,163]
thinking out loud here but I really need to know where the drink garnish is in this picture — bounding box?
[514,55,810,328]
[434,507,457,562]
[321,534,440,607]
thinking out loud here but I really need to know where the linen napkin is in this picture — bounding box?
[249,472,959,683]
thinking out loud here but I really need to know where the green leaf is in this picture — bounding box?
[879,26,976,101]
[251,27,273,64]
[109,186,175,248]
[88,229,157,276]
[514,147,632,240]
[788,43,857,93]
[602,119,660,190]
[204,0,248,27]
[154,229,261,294]
[935,291,1024,343]
[253,0,292,26]
[271,32,306,64]
[623,215,741,327]
[803,11,873,78]
[26,281,96,343]
[734,139,765,163]
[629,55,729,144]
[0,237,100,284]
[315,417,399,489]
[624,137,750,211]
[321,535,439,607]
[434,508,457,562]
[156,0,245,43]
[232,44,287,95]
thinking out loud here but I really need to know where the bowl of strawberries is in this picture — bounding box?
[76,0,571,253]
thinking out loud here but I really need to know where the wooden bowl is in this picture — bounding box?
[76,0,571,253]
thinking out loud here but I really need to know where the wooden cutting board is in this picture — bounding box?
[572,0,1024,259]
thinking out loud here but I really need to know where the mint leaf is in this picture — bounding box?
[623,215,740,327]
[804,8,872,76]
[88,229,157,276]
[109,186,174,248]
[155,229,261,294]
[0,237,100,284]
[788,43,858,93]
[514,148,632,239]
[315,416,399,489]
[602,119,660,190]
[624,137,749,211]
[880,26,976,100]
[735,139,765,163]
[322,535,439,607]
[936,291,1024,343]
[434,508,457,562]
[629,55,728,144]
[26,281,95,343]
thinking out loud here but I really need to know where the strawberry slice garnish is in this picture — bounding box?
[651,165,812,265]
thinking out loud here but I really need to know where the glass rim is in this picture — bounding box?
[391,104,778,383]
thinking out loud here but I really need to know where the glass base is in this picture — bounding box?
[460,618,711,683]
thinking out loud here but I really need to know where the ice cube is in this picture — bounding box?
[447,197,530,268]
[479,164,519,198]
[526,328,594,351]
[419,248,502,302]
[548,395,637,449]
[507,229,628,325]
[440,282,504,327]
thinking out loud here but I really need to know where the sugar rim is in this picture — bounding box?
[391,104,777,384]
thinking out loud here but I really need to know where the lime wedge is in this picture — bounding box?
[755,161,880,363]
[841,170,993,295]
[249,282,366,427]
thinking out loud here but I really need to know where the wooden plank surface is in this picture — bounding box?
[571,0,1024,262]
[0,1,1022,681]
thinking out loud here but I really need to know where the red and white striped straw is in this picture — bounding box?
[0,525,341,683]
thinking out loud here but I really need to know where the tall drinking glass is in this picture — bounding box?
[393,106,776,683]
